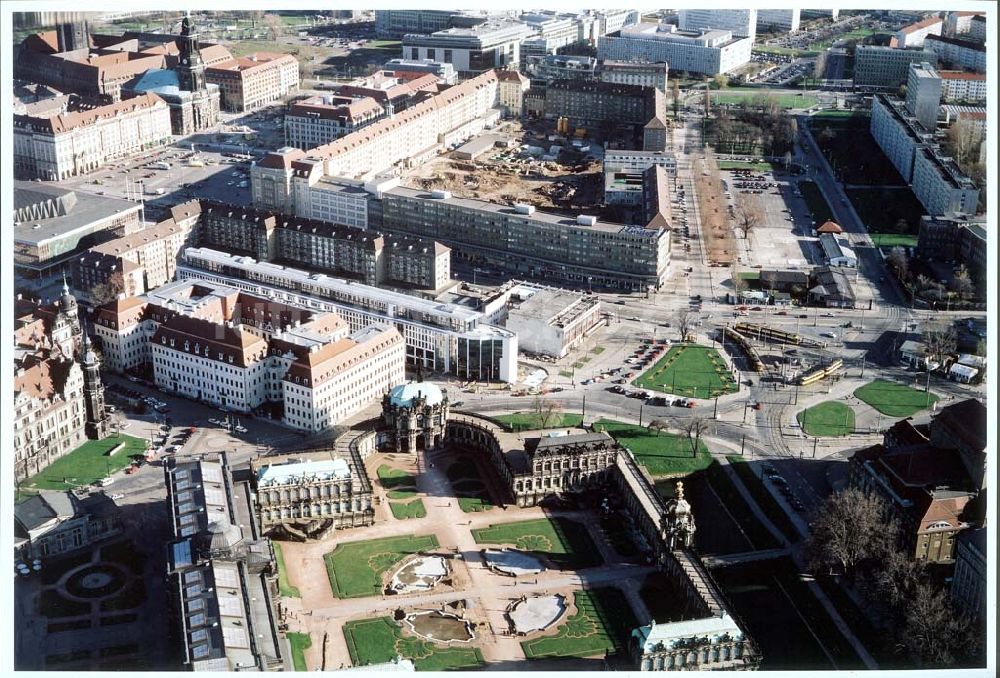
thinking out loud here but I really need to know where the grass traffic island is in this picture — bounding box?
[520,588,638,660]
[343,616,484,671]
[796,401,856,437]
[446,461,495,513]
[854,379,939,418]
[492,412,584,432]
[324,534,440,599]
[471,517,603,569]
[594,419,712,477]
[272,542,300,598]
[286,632,312,671]
[719,160,777,172]
[633,344,738,399]
[20,435,149,495]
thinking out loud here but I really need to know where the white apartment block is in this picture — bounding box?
[924,35,986,73]
[599,61,669,92]
[967,15,986,43]
[402,22,533,74]
[870,94,935,182]
[853,46,938,89]
[521,12,591,54]
[944,11,982,37]
[94,280,405,433]
[905,62,943,132]
[13,93,172,181]
[894,16,943,48]
[911,147,980,217]
[940,71,987,102]
[291,172,377,230]
[284,96,385,150]
[177,248,519,383]
[679,9,757,41]
[598,24,752,76]
[757,10,801,33]
[603,149,678,175]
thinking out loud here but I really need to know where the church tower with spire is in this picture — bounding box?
[51,276,81,359]
[81,331,109,440]
[177,14,207,93]
[664,481,697,551]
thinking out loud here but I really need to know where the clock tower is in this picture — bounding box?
[178,15,207,93]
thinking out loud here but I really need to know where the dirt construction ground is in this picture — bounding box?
[694,153,736,266]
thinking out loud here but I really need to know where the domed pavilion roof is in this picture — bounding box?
[388,382,444,408]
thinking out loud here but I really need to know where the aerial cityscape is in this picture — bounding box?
[6,5,993,674]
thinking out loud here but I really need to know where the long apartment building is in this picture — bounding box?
[757,9,801,33]
[206,52,300,112]
[939,71,987,103]
[375,10,518,39]
[177,248,518,383]
[13,92,172,180]
[542,79,666,129]
[924,34,986,73]
[893,16,944,48]
[679,9,757,41]
[598,23,752,76]
[93,280,405,432]
[252,70,502,204]
[598,60,669,92]
[853,46,938,89]
[378,186,671,291]
[284,95,385,150]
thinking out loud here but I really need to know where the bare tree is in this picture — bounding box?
[733,192,763,242]
[731,269,748,300]
[952,264,974,300]
[531,396,562,429]
[712,74,729,90]
[902,581,983,668]
[887,246,909,282]
[263,13,283,41]
[945,119,983,168]
[805,487,895,578]
[682,417,709,458]
[671,79,681,117]
[89,270,126,306]
[647,419,670,436]
[782,151,793,171]
[922,321,957,365]
[813,50,828,79]
[675,309,696,342]
[916,273,933,293]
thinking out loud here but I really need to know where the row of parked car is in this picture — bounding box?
[762,463,805,512]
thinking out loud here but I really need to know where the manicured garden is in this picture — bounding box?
[446,461,495,513]
[492,412,584,432]
[324,534,440,598]
[796,401,856,437]
[471,517,602,569]
[286,632,312,671]
[868,233,918,249]
[520,589,638,659]
[343,616,484,671]
[378,465,426,519]
[388,499,427,520]
[20,435,148,494]
[854,380,939,417]
[713,91,819,109]
[633,344,738,399]
[595,419,712,477]
[798,181,834,225]
[272,542,300,597]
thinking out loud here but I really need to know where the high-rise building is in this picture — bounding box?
[679,9,757,41]
[905,61,942,131]
[598,23,752,76]
[756,9,801,33]
[924,34,986,73]
[853,46,938,89]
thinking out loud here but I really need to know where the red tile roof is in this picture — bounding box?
[899,16,943,34]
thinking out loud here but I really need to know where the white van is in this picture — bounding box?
[98,476,115,487]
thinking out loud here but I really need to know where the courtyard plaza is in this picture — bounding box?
[275,443,656,670]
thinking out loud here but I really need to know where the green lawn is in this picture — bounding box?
[388,499,427,520]
[797,402,855,437]
[798,181,834,225]
[594,419,713,477]
[868,233,918,249]
[845,187,926,236]
[591,346,605,355]
[719,161,777,171]
[446,461,496,513]
[324,534,440,599]
[286,632,312,671]
[713,92,819,109]
[272,542,300,598]
[492,412,584,432]
[521,589,638,659]
[378,465,419,500]
[471,517,602,569]
[21,435,148,493]
[633,344,738,398]
[343,617,484,671]
[854,380,939,417]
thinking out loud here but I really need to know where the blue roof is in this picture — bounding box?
[632,613,744,653]
[130,68,182,96]
[257,458,350,486]
[389,382,443,407]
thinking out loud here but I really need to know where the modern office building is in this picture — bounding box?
[402,21,534,75]
[13,92,172,181]
[206,52,300,112]
[497,284,602,358]
[73,200,202,303]
[92,280,405,431]
[521,12,592,55]
[164,454,284,671]
[905,61,943,131]
[531,54,598,81]
[924,34,986,73]
[679,9,757,41]
[893,16,943,48]
[604,149,678,175]
[599,60,669,92]
[598,23,753,76]
[939,71,987,103]
[14,181,143,280]
[252,449,375,537]
[383,58,458,84]
[375,10,519,39]
[756,9,801,33]
[543,80,666,129]
[853,46,938,89]
[176,248,519,382]
[378,185,672,291]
